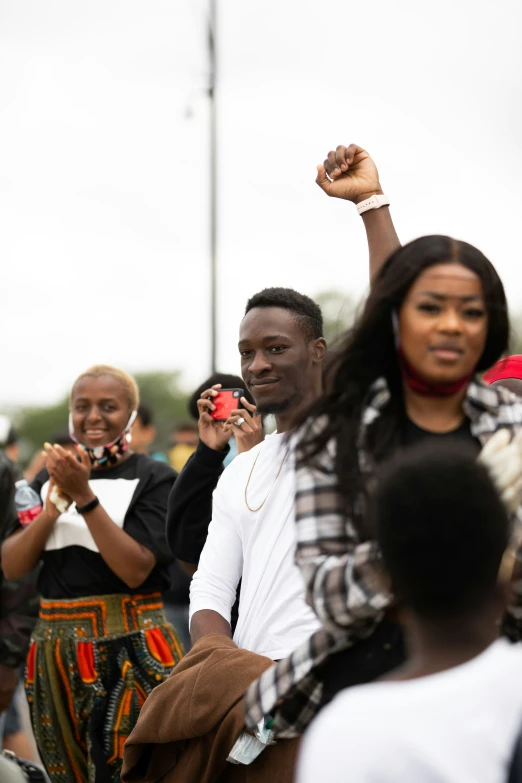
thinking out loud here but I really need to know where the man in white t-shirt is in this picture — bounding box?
[189,288,327,658]
[297,440,522,783]
[187,143,400,659]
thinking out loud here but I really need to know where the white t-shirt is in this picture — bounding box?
[297,639,522,783]
[189,432,320,660]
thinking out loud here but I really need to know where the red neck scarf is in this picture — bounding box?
[483,356,522,385]
[398,348,474,398]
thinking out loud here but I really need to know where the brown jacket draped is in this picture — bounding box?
[121,633,300,783]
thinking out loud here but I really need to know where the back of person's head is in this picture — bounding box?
[368,441,509,619]
[0,415,19,464]
[131,403,157,454]
[172,421,198,441]
[188,373,254,420]
[245,287,324,342]
[50,430,75,447]
[0,415,17,449]
[137,402,153,428]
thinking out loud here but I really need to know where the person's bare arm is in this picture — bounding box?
[76,499,156,589]
[316,143,400,282]
[361,207,400,283]
[190,609,232,644]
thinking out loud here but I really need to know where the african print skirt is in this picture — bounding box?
[25,592,184,783]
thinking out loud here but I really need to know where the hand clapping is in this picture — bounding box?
[44,442,92,505]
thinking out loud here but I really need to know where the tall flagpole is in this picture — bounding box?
[208,0,217,372]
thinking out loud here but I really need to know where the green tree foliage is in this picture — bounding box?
[315,289,360,345]
[316,289,522,359]
[133,371,190,451]
[16,398,70,465]
[15,371,190,465]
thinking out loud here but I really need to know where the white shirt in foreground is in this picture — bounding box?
[297,639,522,783]
[189,432,320,660]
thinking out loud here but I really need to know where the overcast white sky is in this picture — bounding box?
[1,0,522,406]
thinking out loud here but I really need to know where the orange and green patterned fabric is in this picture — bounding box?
[26,592,183,783]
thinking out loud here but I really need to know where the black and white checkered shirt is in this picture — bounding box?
[244,377,522,738]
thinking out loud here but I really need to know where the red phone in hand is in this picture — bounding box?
[211,388,244,422]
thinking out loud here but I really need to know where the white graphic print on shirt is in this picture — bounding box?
[41,477,139,553]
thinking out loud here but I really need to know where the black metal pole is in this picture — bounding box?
[209,0,217,372]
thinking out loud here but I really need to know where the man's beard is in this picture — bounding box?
[255,392,298,416]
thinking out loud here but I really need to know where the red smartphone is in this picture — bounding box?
[211,388,244,422]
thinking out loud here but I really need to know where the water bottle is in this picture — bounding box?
[15,479,43,526]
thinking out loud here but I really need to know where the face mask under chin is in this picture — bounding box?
[69,411,138,467]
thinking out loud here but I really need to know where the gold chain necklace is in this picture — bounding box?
[244,448,290,512]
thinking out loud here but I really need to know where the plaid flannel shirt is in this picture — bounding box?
[244,377,522,738]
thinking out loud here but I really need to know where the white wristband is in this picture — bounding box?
[356,193,390,215]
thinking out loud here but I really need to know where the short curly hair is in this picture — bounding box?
[245,287,323,341]
[369,441,509,618]
[71,365,139,412]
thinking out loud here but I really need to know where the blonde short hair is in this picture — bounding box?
[71,365,139,412]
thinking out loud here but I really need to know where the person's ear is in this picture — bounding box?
[498,547,516,586]
[311,337,328,363]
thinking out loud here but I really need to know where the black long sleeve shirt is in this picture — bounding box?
[166,440,229,564]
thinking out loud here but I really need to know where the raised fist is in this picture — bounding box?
[316,143,381,204]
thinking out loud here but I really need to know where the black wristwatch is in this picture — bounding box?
[76,496,100,515]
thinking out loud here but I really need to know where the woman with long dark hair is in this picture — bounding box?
[245,144,522,739]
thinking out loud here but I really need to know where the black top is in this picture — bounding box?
[320,417,481,705]
[166,439,229,564]
[9,453,176,599]
[402,417,481,454]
